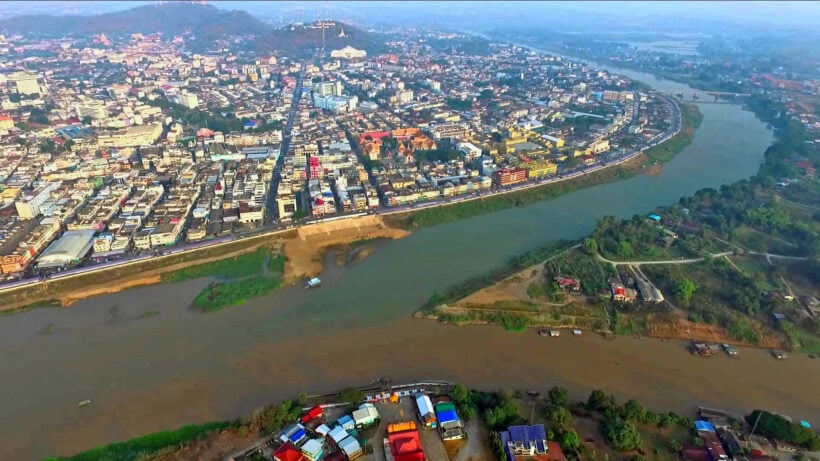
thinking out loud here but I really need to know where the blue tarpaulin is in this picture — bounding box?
[694,420,716,432]
[436,409,459,423]
[800,420,811,428]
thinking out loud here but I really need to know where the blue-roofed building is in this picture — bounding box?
[279,423,308,446]
[337,414,355,431]
[499,424,548,459]
[647,213,662,222]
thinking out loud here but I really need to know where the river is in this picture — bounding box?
[3,48,818,461]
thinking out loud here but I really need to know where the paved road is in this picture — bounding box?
[597,250,806,267]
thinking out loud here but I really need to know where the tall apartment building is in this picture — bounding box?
[312,80,343,97]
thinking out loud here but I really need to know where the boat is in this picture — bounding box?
[721,343,740,358]
[771,350,788,360]
[78,400,91,407]
[305,277,321,289]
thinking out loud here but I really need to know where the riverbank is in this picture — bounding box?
[420,247,789,350]
[0,216,409,311]
[281,215,410,284]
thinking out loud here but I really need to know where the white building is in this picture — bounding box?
[15,182,59,219]
[312,80,343,97]
[330,46,367,60]
[178,92,199,109]
[313,94,358,114]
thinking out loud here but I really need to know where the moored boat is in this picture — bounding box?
[305,277,321,289]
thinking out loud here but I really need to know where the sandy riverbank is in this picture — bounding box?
[282,216,410,284]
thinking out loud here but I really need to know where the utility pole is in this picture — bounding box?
[747,411,762,450]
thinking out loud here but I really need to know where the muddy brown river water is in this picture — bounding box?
[3,55,817,460]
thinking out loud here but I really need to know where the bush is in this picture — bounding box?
[603,416,643,451]
[746,410,820,450]
[193,276,283,311]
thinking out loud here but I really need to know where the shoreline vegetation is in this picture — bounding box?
[385,102,700,230]
[46,383,820,461]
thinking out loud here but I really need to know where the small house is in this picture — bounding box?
[328,425,350,445]
[337,415,355,431]
[279,423,308,446]
[300,438,324,461]
[338,436,363,460]
[553,276,581,292]
[352,403,379,427]
[415,393,437,428]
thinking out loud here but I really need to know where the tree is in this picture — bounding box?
[547,386,569,408]
[546,405,571,430]
[674,278,697,306]
[620,399,646,423]
[451,384,470,403]
[603,417,642,451]
[583,238,599,256]
[588,389,616,412]
[616,241,633,259]
[338,388,364,404]
[560,430,581,452]
[39,140,56,153]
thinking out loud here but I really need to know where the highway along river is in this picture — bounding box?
[3,64,819,461]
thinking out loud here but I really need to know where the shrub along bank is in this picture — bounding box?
[44,421,238,461]
[193,275,284,312]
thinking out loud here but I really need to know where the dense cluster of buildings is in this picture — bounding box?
[0,23,670,279]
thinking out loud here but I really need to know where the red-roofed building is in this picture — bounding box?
[794,161,816,178]
[301,405,323,424]
[273,443,309,461]
[388,423,425,461]
[361,131,390,141]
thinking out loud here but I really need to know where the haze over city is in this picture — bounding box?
[0,1,817,460]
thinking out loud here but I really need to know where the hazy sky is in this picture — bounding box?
[1,1,818,31]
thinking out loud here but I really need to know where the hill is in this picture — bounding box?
[0,4,271,47]
[254,21,387,58]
